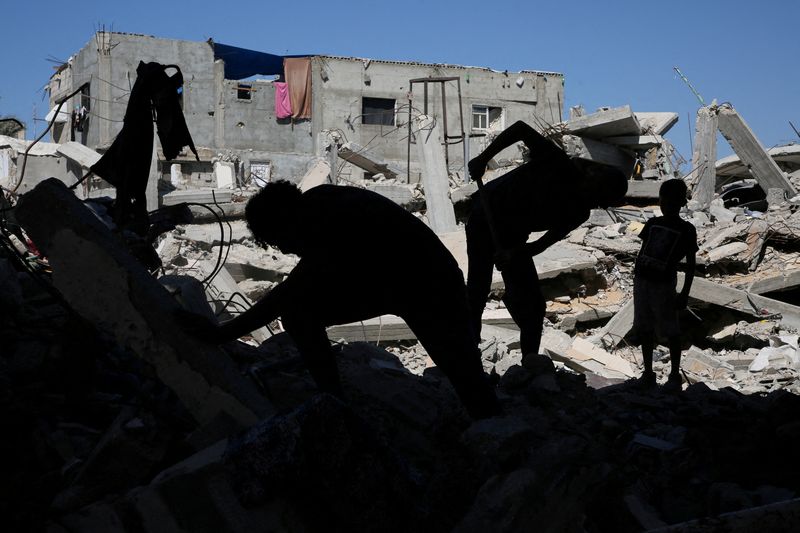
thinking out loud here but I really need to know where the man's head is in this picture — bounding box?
[572,160,629,208]
[245,180,303,253]
[659,179,688,216]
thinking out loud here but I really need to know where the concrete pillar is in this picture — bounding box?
[316,131,340,186]
[716,104,797,199]
[97,33,113,147]
[213,60,226,149]
[16,179,274,428]
[413,115,457,234]
[690,106,718,207]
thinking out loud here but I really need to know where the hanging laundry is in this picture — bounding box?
[284,57,312,119]
[274,81,292,119]
[90,61,198,235]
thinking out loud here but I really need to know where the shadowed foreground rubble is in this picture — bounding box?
[5,139,800,529]
[3,279,800,532]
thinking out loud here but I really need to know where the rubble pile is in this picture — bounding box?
[4,100,800,531]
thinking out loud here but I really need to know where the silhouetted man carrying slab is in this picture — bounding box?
[467,121,628,356]
[184,181,499,419]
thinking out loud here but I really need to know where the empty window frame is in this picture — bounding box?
[362,97,396,126]
[249,161,271,187]
[237,83,252,100]
[472,105,503,131]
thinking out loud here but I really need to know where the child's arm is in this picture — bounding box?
[676,251,695,309]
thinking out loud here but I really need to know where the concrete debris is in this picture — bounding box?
[338,141,404,181]
[298,158,332,191]
[565,105,642,139]
[716,104,797,200]
[15,179,273,428]
[161,188,233,206]
[7,90,800,533]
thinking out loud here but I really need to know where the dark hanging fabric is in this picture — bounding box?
[152,67,198,161]
[90,61,198,234]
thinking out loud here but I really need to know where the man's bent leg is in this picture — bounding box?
[403,303,499,419]
[501,257,546,355]
[466,211,496,344]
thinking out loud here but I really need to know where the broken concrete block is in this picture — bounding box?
[716,104,797,198]
[626,180,662,200]
[596,274,800,348]
[16,179,273,428]
[747,269,800,294]
[605,135,666,149]
[635,112,679,136]
[339,141,403,180]
[546,334,635,379]
[749,345,800,372]
[225,394,422,532]
[710,199,737,223]
[705,242,749,263]
[298,158,331,192]
[362,181,416,206]
[159,274,217,321]
[57,141,102,170]
[682,347,734,377]
[200,262,271,344]
[161,188,232,206]
[565,105,641,138]
[561,135,635,175]
[588,209,617,226]
[326,314,415,343]
[213,161,235,189]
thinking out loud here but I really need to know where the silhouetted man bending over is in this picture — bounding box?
[467,121,628,356]
[188,181,499,419]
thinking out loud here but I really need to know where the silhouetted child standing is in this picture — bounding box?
[633,179,697,391]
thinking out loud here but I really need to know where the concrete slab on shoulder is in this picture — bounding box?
[565,105,641,138]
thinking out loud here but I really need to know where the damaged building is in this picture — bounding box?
[4,28,800,533]
[45,31,565,188]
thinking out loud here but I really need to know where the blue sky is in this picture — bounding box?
[1,0,798,168]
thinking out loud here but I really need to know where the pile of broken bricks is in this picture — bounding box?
[3,102,800,531]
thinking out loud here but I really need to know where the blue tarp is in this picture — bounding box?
[211,42,310,80]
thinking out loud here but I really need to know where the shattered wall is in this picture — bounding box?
[48,32,565,184]
[311,56,564,181]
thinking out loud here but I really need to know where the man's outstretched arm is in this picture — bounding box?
[178,276,291,343]
[469,121,553,181]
